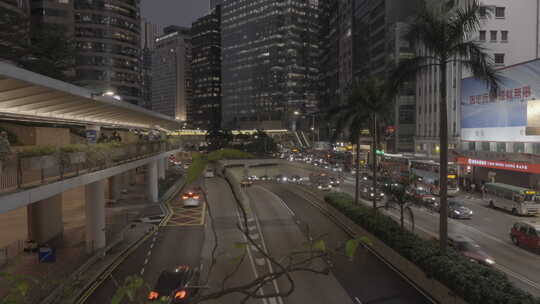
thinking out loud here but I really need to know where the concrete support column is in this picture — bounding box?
[129,169,137,186]
[489,142,497,152]
[157,157,165,180]
[27,194,64,244]
[108,175,121,202]
[85,180,106,253]
[525,143,533,154]
[147,160,158,203]
[506,142,514,153]
[475,141,482,152]
[122,171,130,191]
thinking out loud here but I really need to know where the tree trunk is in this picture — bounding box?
[355,133,361,205]
[439,63,449,253]
[372,114,378,210]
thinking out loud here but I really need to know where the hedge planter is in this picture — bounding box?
[68,152,86,164]
[111,148,126,161]
[22,155,57,170]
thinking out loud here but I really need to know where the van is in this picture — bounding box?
[204,168,215,178]
[510,222,540,251]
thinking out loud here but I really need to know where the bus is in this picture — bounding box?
[410,160,459,196]
[483,183,540,216]
[381,154,410,183]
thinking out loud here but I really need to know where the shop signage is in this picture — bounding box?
[457,157,540,174]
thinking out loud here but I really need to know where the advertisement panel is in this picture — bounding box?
[461,59,540,142]
[457,157,540,174]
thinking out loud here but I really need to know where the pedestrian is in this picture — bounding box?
[97,133,109,143]
[480,183,486,198]
[111,131,122,142]
[0,131,12,158]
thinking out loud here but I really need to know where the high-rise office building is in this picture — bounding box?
[73,0,142,105]
[210,0,222,9]
[353,0,420,152]
[189,5,221,129]
[151,26,191,120]
[140,19,163,108]
[221,0,320,130]
[319,0,340,112]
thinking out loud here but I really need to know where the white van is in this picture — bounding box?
[204,168,215,178]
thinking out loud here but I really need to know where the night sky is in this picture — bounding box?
[141,0,209,27]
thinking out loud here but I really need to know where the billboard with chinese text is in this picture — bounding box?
[461,59,540,142]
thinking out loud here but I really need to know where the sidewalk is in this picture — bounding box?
[0,171,158,303]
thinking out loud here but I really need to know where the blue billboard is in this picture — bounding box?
[461,59,540,142]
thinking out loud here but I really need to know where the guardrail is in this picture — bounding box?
[0,141,181,195]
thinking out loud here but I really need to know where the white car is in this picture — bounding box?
[317,183,333,191]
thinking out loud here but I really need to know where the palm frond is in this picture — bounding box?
[448,0,483,42]
[453,41,501,95]
[388,56,435,92]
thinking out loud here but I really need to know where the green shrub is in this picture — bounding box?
[324,192,540,304]
[59,144,88,153]
[17,146,57,158]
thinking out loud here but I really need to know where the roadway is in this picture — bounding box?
[231,166,431,304]
[279,160,540,297]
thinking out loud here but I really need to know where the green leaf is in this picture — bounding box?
[313,239,326,252]
[345,239,360,260]
[359,236,372,246]
[234,242,248,249]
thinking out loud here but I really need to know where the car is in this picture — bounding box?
[409,186,438,206]
[360,186,385,201]
[448,235,495,266]
[274,174,288,183]
[248,175,259,181]
[329,177,341,187]
[204,168,215,178]
[240,178,253,187]
[136,215,165,224]
[510,221,540,251]
[259,175,270,181]
[181,191,201,207]
[317,183,333,191]
[447,200,473,219]
[148,265,200,303]
[290,175,302,183]
[332,166,343,172]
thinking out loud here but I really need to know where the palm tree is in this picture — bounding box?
[328,77,396,207]
[390,0,500,252]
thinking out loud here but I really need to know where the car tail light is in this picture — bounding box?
[148,291,159,300]
[193,195,200,199]
[182,195,189,200]
[175,290,187,299]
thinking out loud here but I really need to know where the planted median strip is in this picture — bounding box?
[325,192,540,304]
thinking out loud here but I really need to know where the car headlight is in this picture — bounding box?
[453,210,461,214]
[380,193,385,196]
[485,258,495,265]
[370,193,374,197]
[318,185,322,189]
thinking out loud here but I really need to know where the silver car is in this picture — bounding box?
[182,191,201,207]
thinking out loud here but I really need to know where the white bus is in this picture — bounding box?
[484,183,540,216]
[410,160,459,196]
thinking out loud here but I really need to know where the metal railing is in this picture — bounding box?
[0,141,181,194]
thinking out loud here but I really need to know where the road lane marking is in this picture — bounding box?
[354,297,363,304]
[147,250,151,256]
[140,268,145,275]
[150,243,154,249]
[253,185,295,217]
[235,210,268,304]
[144,258,148,265]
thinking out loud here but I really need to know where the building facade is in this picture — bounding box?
[151,26,191,120]
[210,0,222,10]
[189,5,221,129]
[140,19,163,108]
[221,0,320,130]
[416,0,540,158]
[73,0,142,105]
[352,0,420,152]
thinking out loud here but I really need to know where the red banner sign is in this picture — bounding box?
[457,157,540,174]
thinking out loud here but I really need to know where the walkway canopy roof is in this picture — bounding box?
[0,63,181,130]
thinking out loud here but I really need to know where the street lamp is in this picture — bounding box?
[91,90,122,101]
[293,110,301,116]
